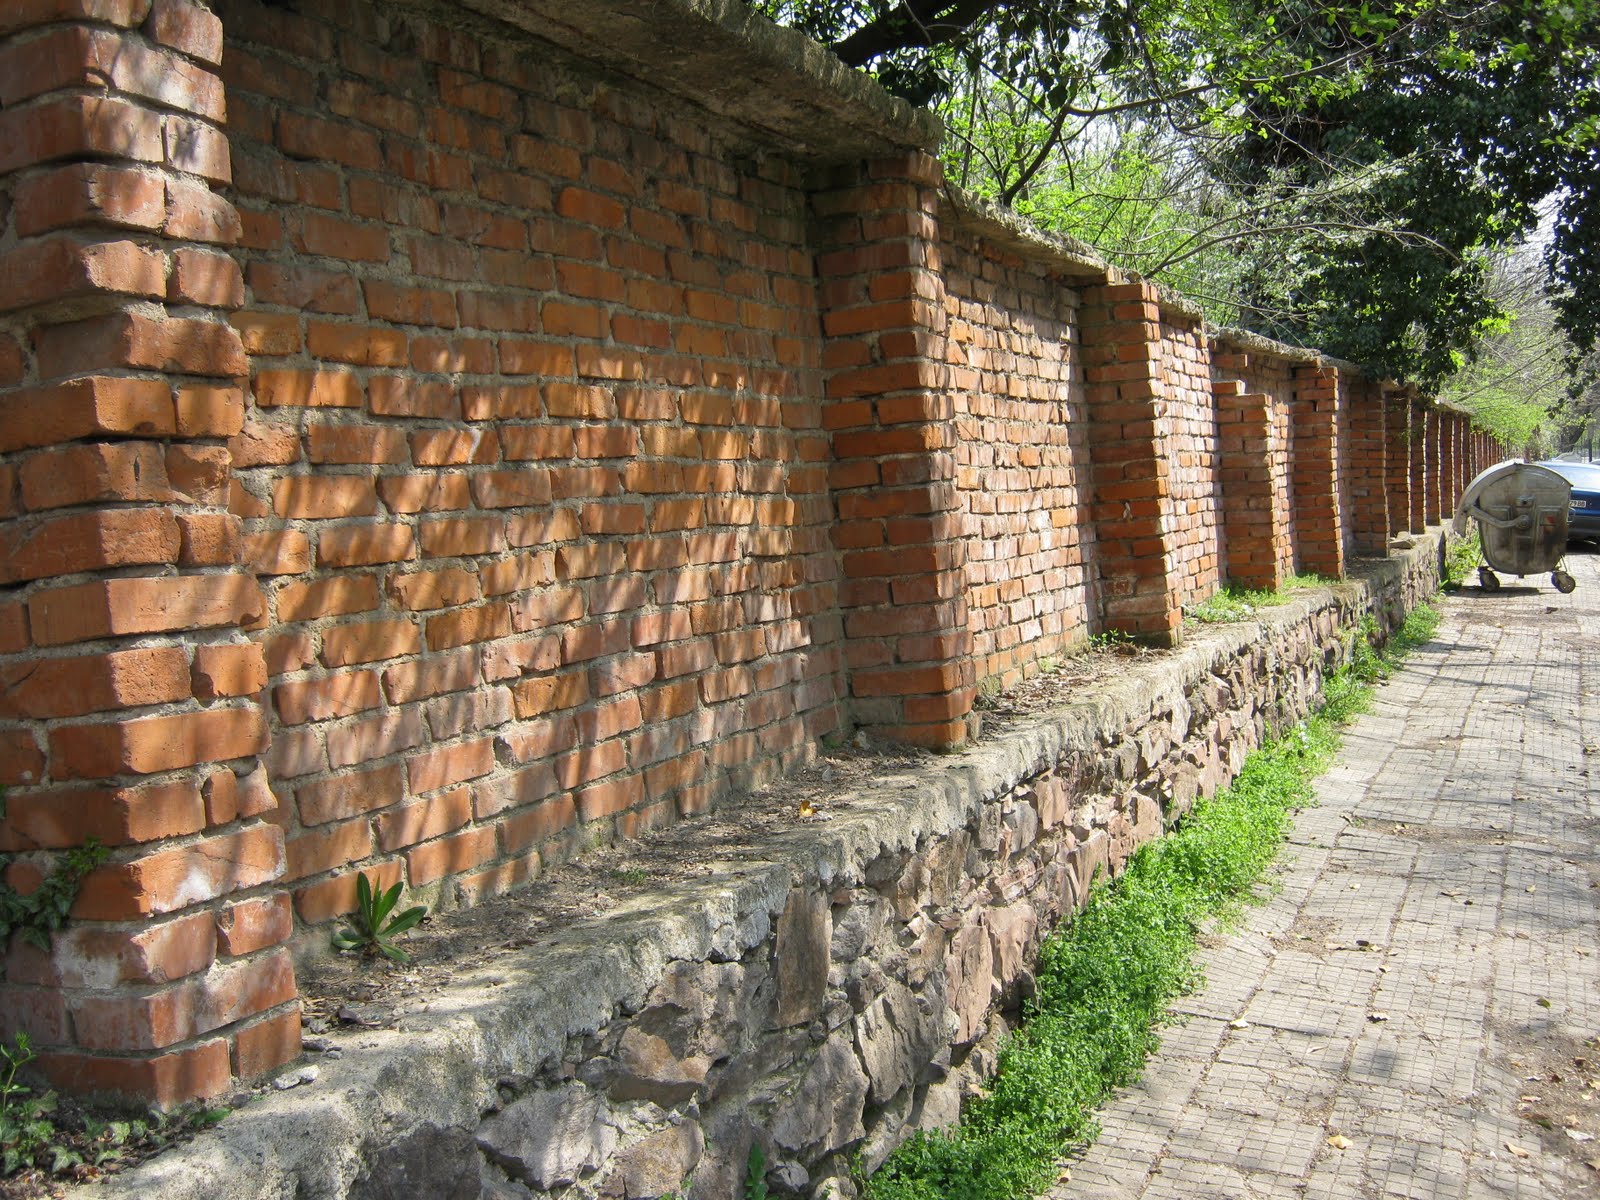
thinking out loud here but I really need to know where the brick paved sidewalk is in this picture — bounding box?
[1052,548,1600,1200]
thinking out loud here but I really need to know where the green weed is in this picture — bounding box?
[1284,572,1334,591]
[1187,575,1335,625]
[1087,628,1135,652]
[865,604,1436,1200]
[0,841,110,951]
[0,1033,225,1184]
[744,1143,770,1200]
[332,873,428,964]
[2,1034,52,1178]
[1186,584,1280,624]
[1442,530,1481,590]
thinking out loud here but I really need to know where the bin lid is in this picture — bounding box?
[1452,461,1572,535]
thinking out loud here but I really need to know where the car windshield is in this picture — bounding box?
[1537,461,1600,490]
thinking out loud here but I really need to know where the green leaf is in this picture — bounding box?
[373,881,404,928]
[381,905,427,937]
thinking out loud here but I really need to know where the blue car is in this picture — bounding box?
[1537,460,1600,543]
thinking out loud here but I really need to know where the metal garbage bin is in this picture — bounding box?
[1452,461,1576,593]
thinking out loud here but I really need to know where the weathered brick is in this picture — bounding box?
[0,646,189,719]
[51,706,268,778]
[29,575,263,646]
[72,825,284,919]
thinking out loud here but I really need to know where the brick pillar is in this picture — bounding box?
[1345,377,1389,556]
[1081,281,1183,646]
[0,2,299,1106]
[1408,399,1427,533]
[1383,390,1412,539]
[1290,364,1345,578]
[1422,408,1442,525]
[812,154,975,748]
[1441,412,1460,517]
[1214,380,1288,589]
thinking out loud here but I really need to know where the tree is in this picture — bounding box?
[756,0,1600,391]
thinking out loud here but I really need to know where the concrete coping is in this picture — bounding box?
[1208,323,1327,368]
[452,0,943,160]
[943,188,1112,284]
[1205,326,1481,422]
[74,543,1432,1200]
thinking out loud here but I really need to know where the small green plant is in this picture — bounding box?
[1088,628,1135,652]
[1283,572,1333,590]
[0,840,111,950]
[2,1031,227,1185]
[1186,581,1297,624]
[332,874,428,964]
[744,1143,770,1200]
[1442,529,1481,589]
[2,1033,54,1177]
[608,866,649,887]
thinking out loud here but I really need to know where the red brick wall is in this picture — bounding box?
[943,229,1095,686]
[1290,363,1344,579]
[1213,347,1298,586]
[0,0,1500,1109]
[217,0,846,919]
[1153,316,1222,608]
[1344,375,1389,556]
[812,154,976,747]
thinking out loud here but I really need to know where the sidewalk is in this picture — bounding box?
[1053,548,1600,1199]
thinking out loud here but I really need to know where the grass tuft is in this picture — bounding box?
[1185,574,1329,625]
[865,603,1438,1200]
[1441,530,1481,590]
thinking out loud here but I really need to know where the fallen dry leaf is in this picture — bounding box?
[1228,1019,1251,1029]
[1327,1134,1353,1150]
[1505,1141,1531,1159]
[1368,1012,1389,1023]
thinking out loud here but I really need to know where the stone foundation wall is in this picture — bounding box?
[88,537,1445,1200]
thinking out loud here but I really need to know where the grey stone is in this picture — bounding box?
[477,1083,617,1190]
[855,979,946,1104]
[349,1124,483,1200]
[985,903,1038,1001]
[771,1160,809,1192]
[769,1034,869,1156]
[941,919,994,1047]
[775,886,830,1028]
[609,1027,711,1105]
[831,895,890,962]
[606,1121,705,1198]
[915,1077,963,1132]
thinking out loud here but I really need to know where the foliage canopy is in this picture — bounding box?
[758,0,1600,399]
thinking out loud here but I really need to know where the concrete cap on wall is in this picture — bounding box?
[452,0,944,160]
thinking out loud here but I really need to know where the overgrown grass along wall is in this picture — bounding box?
[864,603,1441,1200]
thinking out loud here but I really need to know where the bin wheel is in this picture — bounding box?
[1553,570,1576,594]
[1479,567,1501,592]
